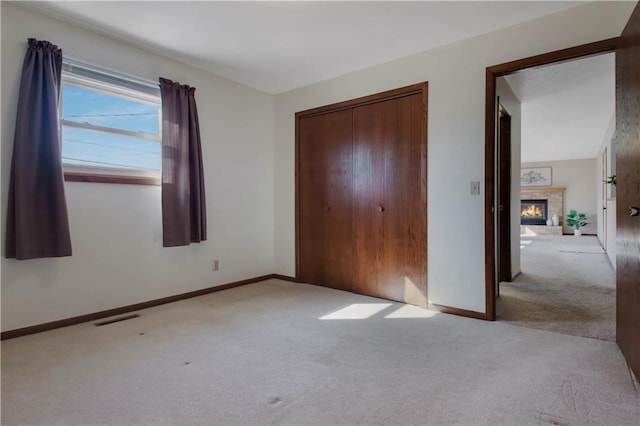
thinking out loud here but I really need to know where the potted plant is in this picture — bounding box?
[566,210,588,236]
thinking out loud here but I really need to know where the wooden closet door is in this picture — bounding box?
[352,94,427,306]
[298,109,354,291]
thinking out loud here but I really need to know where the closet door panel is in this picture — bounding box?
[352,102,385,298]
[381,93,427,306]
[353,94,427,306]
[299,110,354,291]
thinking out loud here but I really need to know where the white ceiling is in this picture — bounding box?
[23,1,585,94]
[503,53,615,163]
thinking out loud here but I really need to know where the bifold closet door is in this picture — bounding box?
[298,109,354,291]
[352,94,427,306]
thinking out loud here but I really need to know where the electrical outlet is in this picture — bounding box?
[470,181,480,196]
[212,259,219,271]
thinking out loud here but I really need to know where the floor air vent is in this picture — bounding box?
[94,313,140,326]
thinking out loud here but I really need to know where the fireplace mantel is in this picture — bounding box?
[521,187,566,193]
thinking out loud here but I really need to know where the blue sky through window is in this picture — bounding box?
[62,84,161,171]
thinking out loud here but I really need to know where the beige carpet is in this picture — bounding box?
[2,279,638,425]
[498,235,615,341]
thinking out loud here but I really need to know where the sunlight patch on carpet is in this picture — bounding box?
[319,303,392,320]
[385,304,438,319]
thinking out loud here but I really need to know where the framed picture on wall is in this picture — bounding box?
[521,167,551,187]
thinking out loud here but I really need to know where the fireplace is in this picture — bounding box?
[521,199,548,225]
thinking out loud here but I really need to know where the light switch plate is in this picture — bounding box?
[471,181,480,195]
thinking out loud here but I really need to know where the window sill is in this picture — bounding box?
[64,172,160,186]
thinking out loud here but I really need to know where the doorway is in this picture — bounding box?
[494,53,617,342]
[484,38,618,320]
[486,6,640,378]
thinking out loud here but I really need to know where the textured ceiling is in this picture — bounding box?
[23,1,584,94]
[504,53,615,163]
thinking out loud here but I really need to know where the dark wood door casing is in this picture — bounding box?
[498,107,512,286]
[615,1,640,379]
[601,148,608,251]
[296,83,428,307]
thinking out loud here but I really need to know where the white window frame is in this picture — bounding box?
[60,58,162,182]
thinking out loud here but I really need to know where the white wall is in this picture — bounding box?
[596,115,617,269]
[273,1,634,313]
[522,159,598,235]
[496,77,522,279]
[1,3,275,331]
[605,200,617,269]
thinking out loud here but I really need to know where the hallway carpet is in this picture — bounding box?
[498,235,615,341]
[2,279,637,425]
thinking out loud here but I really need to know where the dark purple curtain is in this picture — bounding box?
[5,39,71,260]
[159,77,206,247]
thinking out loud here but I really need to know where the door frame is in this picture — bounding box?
[601,147,608,251]
[497,103,512,289]
[484,38,619,320]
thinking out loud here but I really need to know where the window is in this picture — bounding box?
[60,59,161,184]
